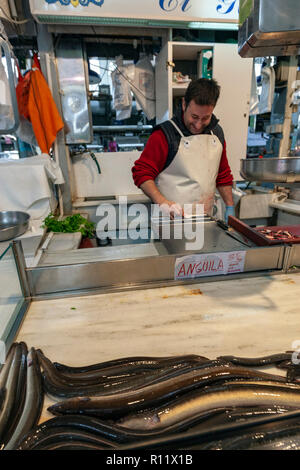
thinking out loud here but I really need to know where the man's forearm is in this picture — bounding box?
[217,185,234,206]
[140,180,167,205]
[140,180,183,218]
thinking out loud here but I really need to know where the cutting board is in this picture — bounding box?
[228,216,300,246]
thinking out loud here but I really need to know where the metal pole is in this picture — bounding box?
[11,240,31,299]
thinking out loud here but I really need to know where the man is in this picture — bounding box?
[132,78,234,221]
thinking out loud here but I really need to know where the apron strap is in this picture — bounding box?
[170,120,216,141]
[169,119,185,137]
[210,130,217,144]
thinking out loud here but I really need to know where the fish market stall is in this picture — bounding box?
[1,0,300,451]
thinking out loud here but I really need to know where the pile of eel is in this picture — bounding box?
[2,342,300,450]
[0,343,43,450]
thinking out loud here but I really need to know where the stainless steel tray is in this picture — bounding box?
[240,157,300,183]
[151,216,252,254]
[0,211,30,242]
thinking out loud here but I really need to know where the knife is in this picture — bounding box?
[215,219,252,247]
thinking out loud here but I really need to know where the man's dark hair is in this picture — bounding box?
[184,78,220,107]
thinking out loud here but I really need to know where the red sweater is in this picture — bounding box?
[132,129,233,188]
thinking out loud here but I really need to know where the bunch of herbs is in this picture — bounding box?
[43,213,95,238]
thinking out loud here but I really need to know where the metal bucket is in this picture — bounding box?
[0,211,30,242]
[240,157,300,183]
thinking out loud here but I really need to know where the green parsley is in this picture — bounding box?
[43,213,95,238]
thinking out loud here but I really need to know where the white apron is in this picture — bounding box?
[155,119,223,213]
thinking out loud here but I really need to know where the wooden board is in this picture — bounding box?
[228,216,300,246]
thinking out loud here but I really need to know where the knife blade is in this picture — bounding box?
[215,218,252,247]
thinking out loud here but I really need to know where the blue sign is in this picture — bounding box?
[216,0,238,14]
[45,0,104,6]
[44,0,238,16]
[159,0,192,12]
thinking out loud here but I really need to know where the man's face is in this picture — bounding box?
[182,99,214,135]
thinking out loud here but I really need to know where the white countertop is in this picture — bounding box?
[16,272,300,423]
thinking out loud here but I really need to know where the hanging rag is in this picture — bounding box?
[131,54,156,120]
[258,65,275,114]
[249,60,259,116]
[111,55,135,120]
[0,48,15,131]
[16,54,64,154]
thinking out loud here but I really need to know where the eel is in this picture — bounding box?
[18,403,300,450]
[37,349,209,390]
[0,345,22,444]
[39,441,115,450]
[217,352,292,367]
[247,431,300,450]
[39,355,208,399]
[4,348,44,450]
[0,343,17,391]
[17,427,118,450]
[47,366,291,418]
[53,354,209,374]
[116,408,300,450]
[3,342,28,444]
[0,344,18,416]
[39,350,229,398]
[17,408,227,449]
[0,388,5,411]
[219,423,300,450]
[116,380,300,431]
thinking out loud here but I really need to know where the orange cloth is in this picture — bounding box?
[16,55,64,154]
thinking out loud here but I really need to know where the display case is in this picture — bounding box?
[0,243,30,356]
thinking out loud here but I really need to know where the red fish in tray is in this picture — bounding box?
[228,216,300,246]
[257,228,297,241]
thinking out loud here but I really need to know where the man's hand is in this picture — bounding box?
[159,200,183,220]
[140,180,183,219]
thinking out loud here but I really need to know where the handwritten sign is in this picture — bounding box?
[175,251,246,280]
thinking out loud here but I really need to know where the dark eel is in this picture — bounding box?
[53,354,210,374]
[4,348,44,450]
[3,342,28,445]
[39,350,230,399]
[218,351,300,383]
[247,430,300,450]
[115,380,300,431]
[18,427,118,450]
[40,350,215,398]
[47,367,291,419]
[0,344,18,421]
[17,409,228,449]
[38,441,115,450]
[18,403,300,450]
[0,344,22,444]
[219,424,300,450]
[37,349,212,390]
[0,343,17,391]
[116,408,300,450]
[217,352,293,367]
[0,388,5,411]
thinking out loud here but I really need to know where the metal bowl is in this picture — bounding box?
[0,211,30,242]
[240,157,300,183]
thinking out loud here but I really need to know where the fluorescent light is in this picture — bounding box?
[37,15,239,30]
[188,21,239,30]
